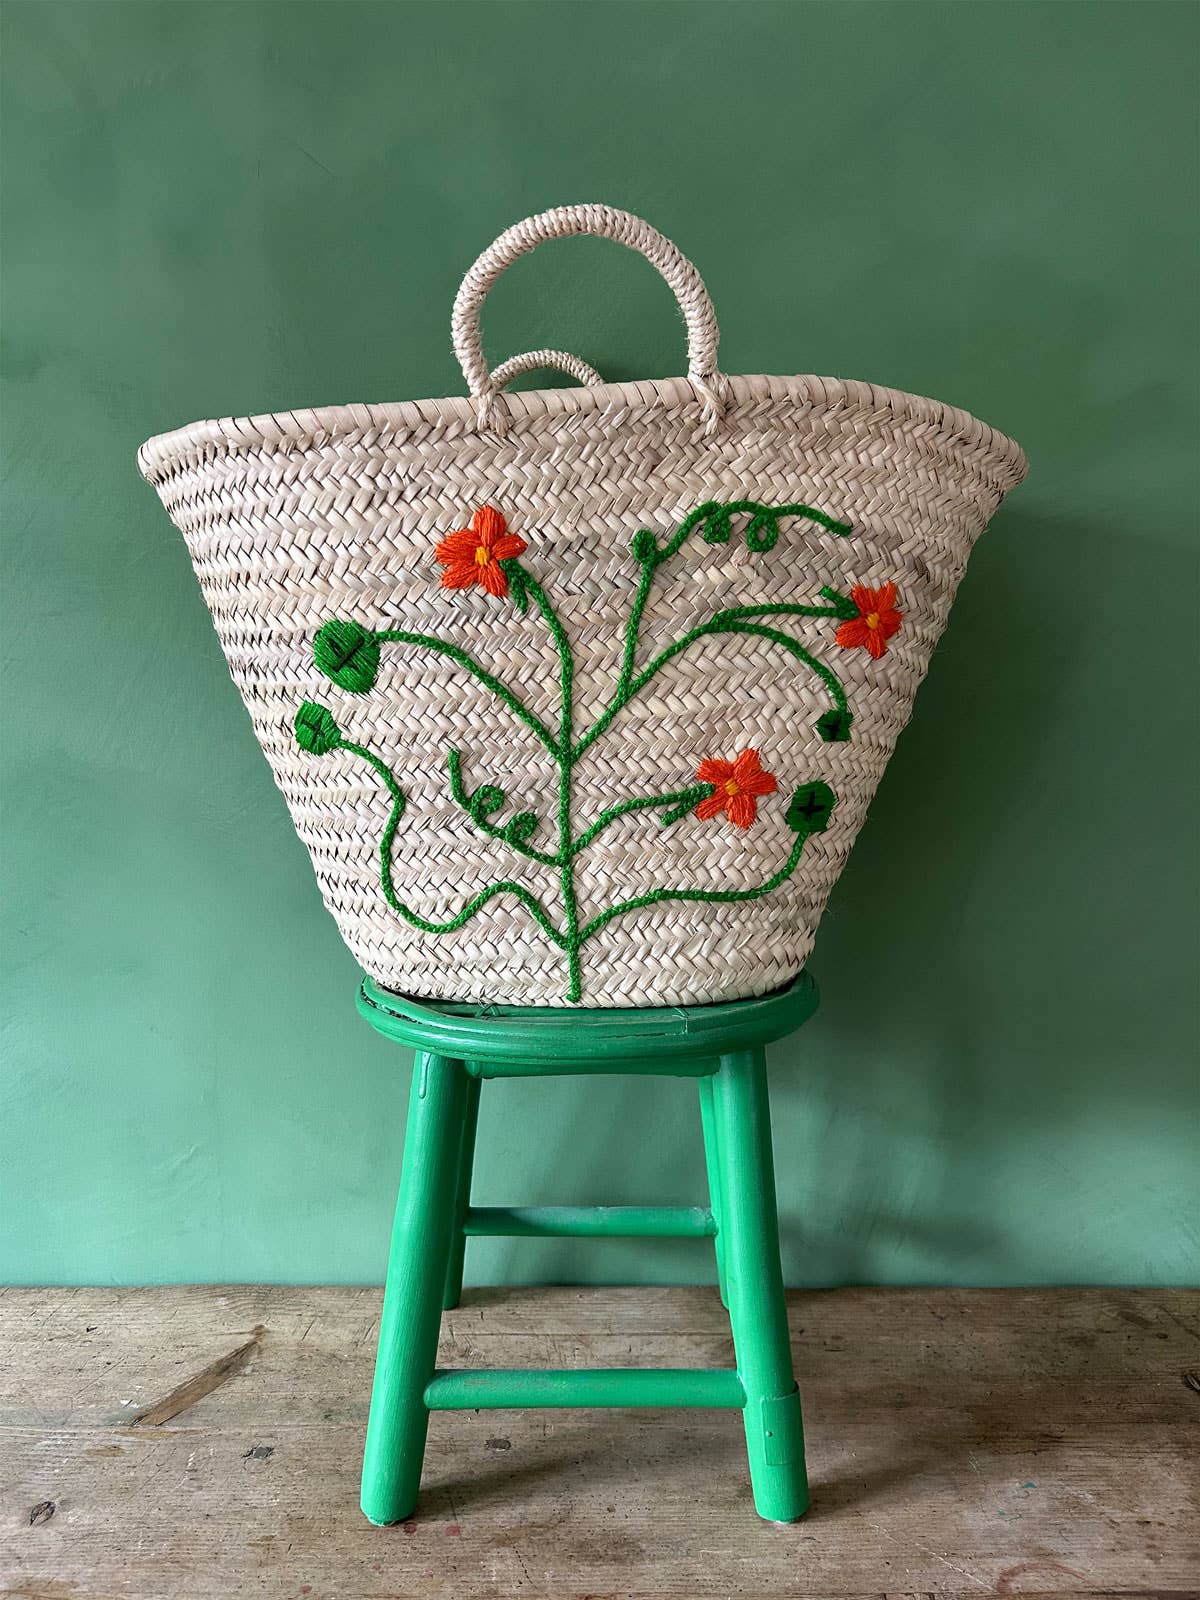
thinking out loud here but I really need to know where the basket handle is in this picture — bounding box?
[490,348,604,391]
[451,204,725,432]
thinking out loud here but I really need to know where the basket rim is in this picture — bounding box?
[137,371,1028,490]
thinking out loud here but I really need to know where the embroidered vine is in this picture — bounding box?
[296,499,901,1001]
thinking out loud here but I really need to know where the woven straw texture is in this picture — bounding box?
[139,207,1026,1007]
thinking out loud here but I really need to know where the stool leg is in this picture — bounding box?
[711,1047,809,1522]
[697,1073,730,1308]
[443,1071,482,1310]
[360,1052,468,1525]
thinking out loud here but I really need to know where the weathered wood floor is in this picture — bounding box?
[1,1287,1197,1599]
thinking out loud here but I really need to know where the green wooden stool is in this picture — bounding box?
[356,970,819,1525]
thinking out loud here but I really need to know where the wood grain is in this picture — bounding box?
[1,1287,1196,1598]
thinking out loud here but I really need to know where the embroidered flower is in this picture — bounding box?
[835,582,902,659]
[436,506,527,598]
[695,749,778,830]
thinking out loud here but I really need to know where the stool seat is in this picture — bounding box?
[356,972,819,1526]
[358,970,819,1073]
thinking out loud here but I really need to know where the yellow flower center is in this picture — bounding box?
[865,611,880,629]
[725,779,740,796]
[475,545,491,566]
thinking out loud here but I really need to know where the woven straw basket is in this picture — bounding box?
[139,205,1027,1007]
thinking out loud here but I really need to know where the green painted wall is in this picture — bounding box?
[3,0,1196,1288]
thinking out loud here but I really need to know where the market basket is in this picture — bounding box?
[138,204,1027,1006]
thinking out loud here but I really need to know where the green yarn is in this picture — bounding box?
[294,701,342,756]
[447,751,711,869]
[320,732,836,989]
[579,830,811,945]
[373,628,559,755]
[713,587,861,626]
[577,613,852,757]
[694,500,852,552]
[446,749,559,868]
[576,777,839,945]
[816,708,853,743]
[296,498,855,1000]
[630,528,658,564]
[340,739,566,950]
[576,508,854,759]
[719,621,851,738]
[520,569,583,1000]
[656,500,852,563]
[569,785,712,858]
[314,620,380,693]
[785,781,837,834]
[317,614,559,752]
[506,812,540,847]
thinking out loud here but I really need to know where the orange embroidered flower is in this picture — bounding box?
[835,582,902,659]
[695,749,778,830]
[436,506,527,598]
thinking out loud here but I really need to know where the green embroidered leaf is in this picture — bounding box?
[631,528,659,564]
[820,585,860,621]
[817,708,853,743]
[314,619,380,693]
[786,781,837,834]
[294,702,342,756]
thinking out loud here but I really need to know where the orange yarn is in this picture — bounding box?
[437,506,527,598]
[835,582,902,659]
[695,749,778,829]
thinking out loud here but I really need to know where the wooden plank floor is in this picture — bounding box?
[1,1287,1197,1599]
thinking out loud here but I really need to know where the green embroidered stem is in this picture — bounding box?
[570,785,711,857]
[446,749,559,867]
[372,629,558,756]
[302,498,855,1002]
[576,781,836,950]
[577,504,854,759]
[576,612,851,759]
[517,570,574,750]
[616,552,658,710]
[563,894,582,1001]
[607,505,706,723]
[339,738,568,950]
[718,621,849,720]
[660,500,852,563]
[514,565,583,1001]
[710,587,860,626]
[578,828,811,945]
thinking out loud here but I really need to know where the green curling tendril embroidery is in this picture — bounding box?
[297,499,854,1001]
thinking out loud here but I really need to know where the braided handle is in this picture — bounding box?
[490,348,604,391]
[451,204,724,430]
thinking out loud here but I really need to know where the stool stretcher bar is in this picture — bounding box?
[463,1204,716,1238]
[425,1367,746,1410]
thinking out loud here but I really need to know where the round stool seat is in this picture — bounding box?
[357,970,819,1073]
